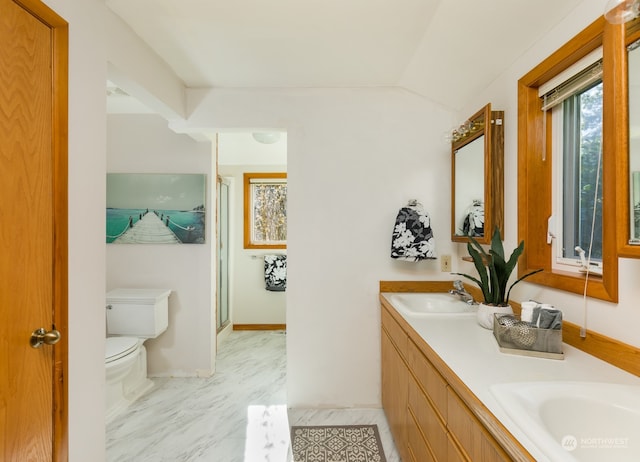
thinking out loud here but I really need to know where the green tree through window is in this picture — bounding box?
[243,172,287,249]
[562,81,603,261]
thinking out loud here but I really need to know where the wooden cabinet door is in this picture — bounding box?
[406,408,437,462]
[0,1,68,461]
[447,389,511,462]
[407,375,447,461]
[381,328,409,461]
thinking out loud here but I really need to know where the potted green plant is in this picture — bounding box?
[455,227,542,329]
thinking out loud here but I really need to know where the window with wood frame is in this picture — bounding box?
[517,17,619,302]
[243,172,287,249]
[544,57,603,272]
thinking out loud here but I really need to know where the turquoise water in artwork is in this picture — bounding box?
[106,208,206,244]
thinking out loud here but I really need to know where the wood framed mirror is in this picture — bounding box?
[451,103,504,244]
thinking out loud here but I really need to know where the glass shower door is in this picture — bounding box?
[217,178,230,331]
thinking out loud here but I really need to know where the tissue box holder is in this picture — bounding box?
[493,313,564,360]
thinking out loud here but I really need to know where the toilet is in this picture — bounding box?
[105,288,171,423]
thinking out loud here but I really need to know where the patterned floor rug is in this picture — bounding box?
[290,424,387,462]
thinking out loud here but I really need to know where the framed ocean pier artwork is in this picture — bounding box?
[107,173,206,244]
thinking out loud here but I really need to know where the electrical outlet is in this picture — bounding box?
[441,255,451,272]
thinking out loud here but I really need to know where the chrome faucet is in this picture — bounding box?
[449,280,476,304]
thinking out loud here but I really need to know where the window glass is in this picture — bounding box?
[250,182,287,244]
[556,81,603,266]
[517,17,617,302]
[243,172,287,249]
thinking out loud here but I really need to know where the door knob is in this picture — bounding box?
[30,327,61,348]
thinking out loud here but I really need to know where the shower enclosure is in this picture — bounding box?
[217,177,230,331]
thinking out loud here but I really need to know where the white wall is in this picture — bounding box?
[218,131,287,166]
[41,2,194,458]
[218,132,288,326]
[217,164,287,325]
[453,0,640,350]
[41,1,206,458]
[105,7,185,120]
[107,114,214,377]
[41,0,108,460]
[182,0,640,405]
[182,87,458,407]
[38,0,636,458]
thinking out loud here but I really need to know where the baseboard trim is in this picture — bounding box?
[233,323,286,331]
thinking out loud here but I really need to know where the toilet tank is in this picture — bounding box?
[106,288,171,338]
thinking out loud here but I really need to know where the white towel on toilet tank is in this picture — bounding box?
[390,201,436,261]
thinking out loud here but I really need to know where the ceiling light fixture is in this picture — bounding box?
[605,0,640,24]
[251,132,281,144]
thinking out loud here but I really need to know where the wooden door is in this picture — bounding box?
[0,1,68,461]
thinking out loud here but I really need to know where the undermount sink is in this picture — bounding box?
[490,381,640,461]
[384,292,476,316]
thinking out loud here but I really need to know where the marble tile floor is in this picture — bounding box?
[106,330,399,462]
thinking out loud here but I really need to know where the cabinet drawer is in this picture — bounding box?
[447,388,511,462]
[382,306,408,357]
[381,329,410,462]
[407,407,437,462]
[408,375,447,461]
[408,339,448,421]
[447,432,469,462]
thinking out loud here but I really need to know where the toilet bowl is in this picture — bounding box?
[106,336,140,380]
[105,288,171,423]
[105,337,154,423]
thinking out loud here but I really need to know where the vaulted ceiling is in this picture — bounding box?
[106,0,585,111]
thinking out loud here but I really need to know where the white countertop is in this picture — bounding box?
[380,293,640,462]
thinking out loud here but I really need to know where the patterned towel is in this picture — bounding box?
[391,201,436,261]
[264,255,286,291]
[461,200,485,237]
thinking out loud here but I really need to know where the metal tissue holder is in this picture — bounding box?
[493,313,564,360]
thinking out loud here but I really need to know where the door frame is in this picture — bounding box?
[16,1,69,460]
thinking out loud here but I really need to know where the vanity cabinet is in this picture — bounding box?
[406,340,448,461]
[381,301,531,461]
[447,389,510,461]
[381,308,410,461]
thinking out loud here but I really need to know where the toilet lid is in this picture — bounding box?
[105,337,140,364]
